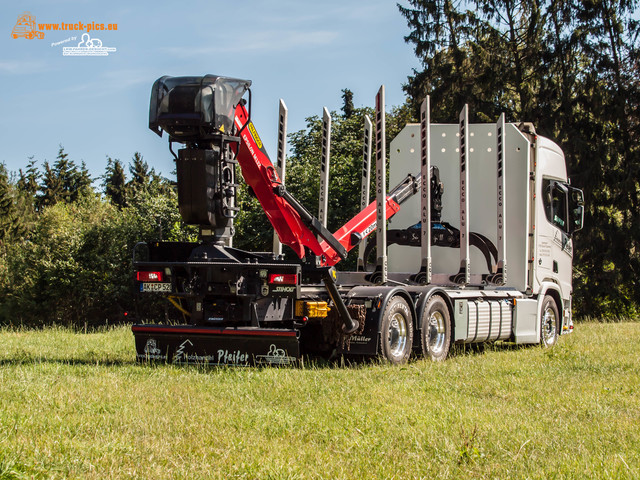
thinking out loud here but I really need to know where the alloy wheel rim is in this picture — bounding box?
[428,311,446,354]
[542,306,557,345]
[388,312,408,357]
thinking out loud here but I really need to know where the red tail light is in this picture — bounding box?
[269,273,297,285]
[137,271,163,282]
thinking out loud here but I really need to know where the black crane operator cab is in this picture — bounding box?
[149,75,251,143]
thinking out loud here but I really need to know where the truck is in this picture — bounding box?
[132,74,584,365]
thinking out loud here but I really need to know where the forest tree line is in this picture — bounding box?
[398,0,639,317]
[0,149,196,325]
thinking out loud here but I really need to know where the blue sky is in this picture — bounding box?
[1,1,419,182]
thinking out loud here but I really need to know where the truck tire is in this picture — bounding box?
[379,296,413,364]
[420,295,452,361]
[540,295,560,347]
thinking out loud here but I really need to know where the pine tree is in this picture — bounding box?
[17,158,40,214]
[0,164,27,246]
[69,161,92,201]
[128,152,150,193]
[341,89,355,118]
[36,147,94,207]
[17,157,40,197]
[38,161,64,209]
[0,165,13,244]
[398,0,640,316]
[103,157,127,208]
[53,145,73,203]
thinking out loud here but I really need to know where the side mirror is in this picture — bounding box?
[568,187,584,234]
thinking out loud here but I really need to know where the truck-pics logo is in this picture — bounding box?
[11,12,44,39]
[11,11,118,49]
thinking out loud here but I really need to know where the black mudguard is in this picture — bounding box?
[338,286,417,356]
[133,324,300,366]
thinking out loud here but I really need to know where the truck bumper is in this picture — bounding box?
[132,325,300,366]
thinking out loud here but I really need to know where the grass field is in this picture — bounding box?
[0,322,638,479]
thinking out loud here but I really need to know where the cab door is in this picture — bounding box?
[536,180,583,299]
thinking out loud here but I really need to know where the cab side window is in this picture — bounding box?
[543,180,568,232]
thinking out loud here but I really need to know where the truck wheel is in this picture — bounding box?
[379,296,413,364]
[420,295,451,361]
[540,295,559,347]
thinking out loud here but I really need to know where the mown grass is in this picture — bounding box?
[0,322,638,479]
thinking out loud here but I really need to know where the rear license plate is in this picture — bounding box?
[140,282,172,293]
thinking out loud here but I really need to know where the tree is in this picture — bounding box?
[399,0,640,317]
[103,157,127,208]
[17,157,39,197]
[37,147,93,208]
[0,185,195,326]
[52,145,73,203]
[0,165,15,246]
[0,164,31,249]
[38,161,64,209]
[341,88,355,118]
[567,0,640,317]
[128,152,150,193]
[126,152,172,198]
[69,161,92,201]
[399,0,548,122]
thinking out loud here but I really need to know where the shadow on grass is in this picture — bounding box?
[0,354,362,371]
[0,353,369,371]
[0,356,137,368]
[0,341,540,371]
[450,341,534,358]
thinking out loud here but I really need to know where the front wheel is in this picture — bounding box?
[420,295,452,361]
[379,296,413,364]
[540,295,559,347]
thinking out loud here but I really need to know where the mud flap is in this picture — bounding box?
[132,325,300,366]
[337,308,379,357]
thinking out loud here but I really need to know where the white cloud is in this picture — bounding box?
[0,60,50,75]
[163,29,339,57]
